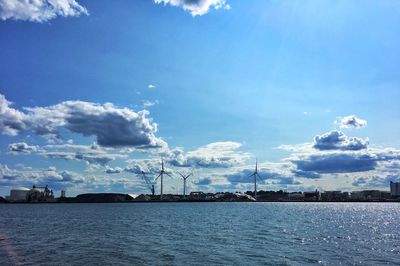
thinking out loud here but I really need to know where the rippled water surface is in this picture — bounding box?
[0,202,399,265]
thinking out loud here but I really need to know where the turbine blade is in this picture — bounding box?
[155,173,162,181]
[178,172,185,178]
[257,173,264,180]
[248,173,255,178]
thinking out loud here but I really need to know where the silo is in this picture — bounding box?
[10,187,30,202]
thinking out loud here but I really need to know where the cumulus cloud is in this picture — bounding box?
[8,142,39,154]
[0,94,166,149]
[279,128,400,184]
[313,130,368,151]
[143,99,159,108]
[40,144,126,166]
[352,174,400,188]
[124,158,164,175]
[292,153,378,174]
[154,0,230,16]
[337,115,367,129]
[225,167,302,185]
[282,126,400,179]
[105,167,123,174]
[291,170,320,179]
[0,164,84,189]
[0,94,27,136]
[7,142,128,167]
[166,142,250,168]
[0,0,88,22]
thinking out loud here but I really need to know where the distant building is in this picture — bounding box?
[288,192,303,201]
[362,190,382,201]
[26,185,55,202]
[380,191,391,200]
[390,181,400,197]
[350,190,391,201]
[321,191,349,201]
[304,190,320,201]
[189,191,206,200]
[351,191,364,201]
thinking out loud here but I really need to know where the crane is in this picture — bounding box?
[140,171,156,196]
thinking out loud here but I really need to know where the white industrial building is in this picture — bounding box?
[9,187,30,202]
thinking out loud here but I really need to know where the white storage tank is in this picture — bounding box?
[10,187,30,202]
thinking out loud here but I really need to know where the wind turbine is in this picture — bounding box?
[155,157,173,200]
[248,159,263,201]
[178,171,193,199]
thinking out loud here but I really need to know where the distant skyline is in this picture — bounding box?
[1,0,399,196]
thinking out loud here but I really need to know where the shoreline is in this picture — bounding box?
[2,200,400,204]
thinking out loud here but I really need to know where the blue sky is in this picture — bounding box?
[1,0,399,196]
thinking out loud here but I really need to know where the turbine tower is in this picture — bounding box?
[248,159,262,201]
[155,157,172,200]
[178,171,192,199]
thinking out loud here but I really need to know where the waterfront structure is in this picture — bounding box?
[189,191,206,200]
[321,191,349,201]
[381,191,391,200]
[350,191,363,201]
[140,171,156,196]
[26,185,55,202]
[9,187,30,202]
[361,190,382,201]
[288,192,304,201]
[304,190,320,201]
[350,190,391,201]
[390,181,400,197]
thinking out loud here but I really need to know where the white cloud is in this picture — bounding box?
[166,141,250,168]
[277,127,400,187]
[8,142,40,154]
[0,0,88,22]
[105,166,123,174]
[125,158,172,174]
[0,94,27,136]
[143,99,159,108]
[0,94,166,149]
[0,163,84,189]
[154,0,230,16]
[8,141,128,167]
[148,84,156,89]
[337,115,367,129]
[40,143,127,166]
[313,130,368,151]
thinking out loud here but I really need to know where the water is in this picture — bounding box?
[0,202,399,265]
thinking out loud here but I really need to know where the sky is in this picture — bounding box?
[0,0,399,197]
